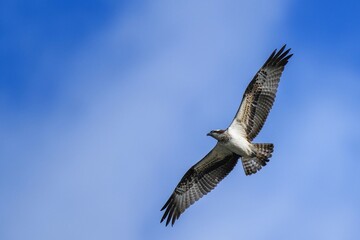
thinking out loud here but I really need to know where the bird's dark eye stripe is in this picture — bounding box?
[214,130,225,134]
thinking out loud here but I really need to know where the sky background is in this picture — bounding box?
[1,0,360,239]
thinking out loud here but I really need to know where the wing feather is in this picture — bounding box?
[231,45,293,141]
[160,144,239,226]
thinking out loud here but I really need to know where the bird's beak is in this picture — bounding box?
[207,132,212,136]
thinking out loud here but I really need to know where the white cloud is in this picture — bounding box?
[3,0,360,240]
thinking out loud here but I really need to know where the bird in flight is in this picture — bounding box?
[160,45,293,226]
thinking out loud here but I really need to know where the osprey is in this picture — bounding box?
[161,45,293,226]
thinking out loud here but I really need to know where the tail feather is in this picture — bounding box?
[242,143,274,176]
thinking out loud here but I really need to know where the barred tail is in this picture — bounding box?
[242,143,274,176]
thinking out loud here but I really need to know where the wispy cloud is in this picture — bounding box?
[1,0,359,239]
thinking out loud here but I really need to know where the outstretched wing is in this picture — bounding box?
[230,45,293,141]
[160,144,239,226]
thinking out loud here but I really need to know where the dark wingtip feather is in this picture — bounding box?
[160,196,174,224]
[263,49,277,66]
[273,44,286,59]
[278,48,291,60]
[171,212,177,226]
[160,194,179,226]
[160,195,172,211]
[166,204,176,226]
[264,44,293,68]
[279,53,293,66]
[163,205,173,226]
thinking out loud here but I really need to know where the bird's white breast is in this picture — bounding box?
[224,123,253,157]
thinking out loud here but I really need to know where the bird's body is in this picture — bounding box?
[225,123,253,157]
[161,45,293,226]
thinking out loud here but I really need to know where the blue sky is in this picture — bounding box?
[1,0,360,239]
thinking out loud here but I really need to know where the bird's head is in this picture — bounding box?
[207,129,228,142]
